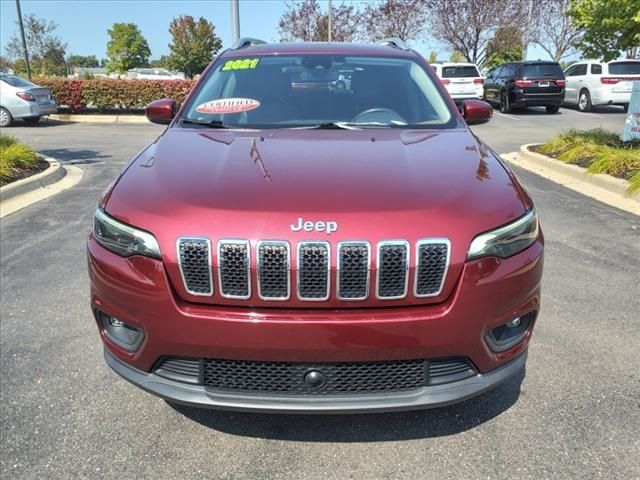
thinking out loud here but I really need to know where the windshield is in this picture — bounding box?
[608,61,640,75]
[0,75,35,88]
[520,63,564,78]
[182,54,455,129]
[442,66,480,78]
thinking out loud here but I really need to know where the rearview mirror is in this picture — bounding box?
[146,99,177,125]
[462,100,492,124]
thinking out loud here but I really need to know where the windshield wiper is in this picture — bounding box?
[181,118,229,129]
[311,120,407,130]
[312,122,357,130]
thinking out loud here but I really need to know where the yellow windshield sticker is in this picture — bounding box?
[221,58,259,71]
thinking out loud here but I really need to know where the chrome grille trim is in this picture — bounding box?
[217,239,251,299]
[176,237,213,296]
[376,240,410,300]
[297,241,331,301]
[336,241,371,301]
[414,239,450,298]
[256,240,291,301]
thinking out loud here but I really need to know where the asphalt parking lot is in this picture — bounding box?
[1,106,638,479]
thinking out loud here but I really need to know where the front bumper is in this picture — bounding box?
[105,347,527,413]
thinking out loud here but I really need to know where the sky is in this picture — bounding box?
[0,0,551,62]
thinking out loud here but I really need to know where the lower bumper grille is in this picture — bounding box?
[154,356,476,395]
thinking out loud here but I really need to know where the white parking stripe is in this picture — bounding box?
[561,108,606,119]
[495,112,520,120]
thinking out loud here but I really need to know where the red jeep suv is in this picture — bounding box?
[87,39,543,413]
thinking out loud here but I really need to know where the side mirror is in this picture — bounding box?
[146,99,177,125]
[462,99,492,124]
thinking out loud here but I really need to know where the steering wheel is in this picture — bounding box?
[351,108,406,124]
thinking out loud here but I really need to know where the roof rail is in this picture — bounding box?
[376,38,409,51]
[231,37,267,49]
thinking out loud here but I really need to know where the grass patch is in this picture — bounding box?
[0,134,43,185]
[537,129,640,195]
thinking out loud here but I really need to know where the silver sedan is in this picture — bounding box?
[0,74,58,127]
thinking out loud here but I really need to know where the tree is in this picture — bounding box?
[430,0,528,67]
[532,0,583,61]
[278,0,360,42]
[67,55,100,68]
[484,27,524,70]
[428,51,438,63]
[149,55,171,69]
[5,14,67,76]
[361,0,429,42]
[568,0,640,60]
[165,15,221,79]
[449,51,466,63]
[105,23,151,73]
[0,56,13,72]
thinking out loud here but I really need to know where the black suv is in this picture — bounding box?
[483,61,566,113]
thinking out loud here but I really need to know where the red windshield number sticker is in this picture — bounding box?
[195,98,261,114]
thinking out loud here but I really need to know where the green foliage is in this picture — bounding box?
[67,55,100,68]
[105,23,151,74]
[449,51,466,63]
[568,0,640,61]
[166,16,221,79]
[484,26,523,70]
[148,56,171,69]
[35,78,195,112]
[0,136,40,184]
[538,129,640,195]
[428,51,438,63]
[5,14,67,76]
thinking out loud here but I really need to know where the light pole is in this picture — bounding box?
[231,0,240,43]
[15,0,31,80]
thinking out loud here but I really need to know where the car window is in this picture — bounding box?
[520,63,564,78]
[590,64,602,75]
[493,66,503,78]
[182,54,456,129]
[573,64,587,76]
[442,66,480,78]
[0,75,35,87]
[608,61,640,75]
[564,65,576,76]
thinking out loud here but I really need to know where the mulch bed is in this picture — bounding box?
[0,158,50,187]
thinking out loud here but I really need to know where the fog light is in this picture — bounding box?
[485,312,534,353]
[97,311,144,352]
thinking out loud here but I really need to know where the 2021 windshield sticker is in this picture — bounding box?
[195,98,261,114]
[221,58,259,71]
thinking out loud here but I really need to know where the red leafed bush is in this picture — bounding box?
[34,78,196,113]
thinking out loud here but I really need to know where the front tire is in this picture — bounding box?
[23,116,41,125]
[578,89,592,112]
[546,105,560,114]
[499,92,512,113]
[0,107,12,127]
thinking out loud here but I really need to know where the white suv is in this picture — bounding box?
[431,62,483,104]
[564,60,640,112]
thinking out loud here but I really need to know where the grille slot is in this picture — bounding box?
[203,358,426,395]
[257,241,290,300]
[297,242,330,300]
[177,238,213,296]
[415,240,450,297]
[428,357,476,385]
[377,241,409,299]
[217,240,250,299]
[337,242,370,300]
[154,357,201,384]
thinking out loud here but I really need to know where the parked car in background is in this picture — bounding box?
[483,61,566,114]
[431,62,484,104]
[0,74,57,127]
[563,60,640,112]
[127,68,184,80]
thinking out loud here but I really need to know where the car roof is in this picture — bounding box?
[223,42,418,59]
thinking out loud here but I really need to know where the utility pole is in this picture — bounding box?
[230,0,240,43]
[328,0,332,42]
[522,0,534,60]
[15,0,31,80]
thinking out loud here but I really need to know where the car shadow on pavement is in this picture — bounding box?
[168,368,525,442]
[39,148,111,165]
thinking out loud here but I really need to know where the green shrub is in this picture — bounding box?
[0,135,40,184]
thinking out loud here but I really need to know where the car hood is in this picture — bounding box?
[105,127,528,308]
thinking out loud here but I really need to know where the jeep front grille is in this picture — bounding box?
[176,238,449,302]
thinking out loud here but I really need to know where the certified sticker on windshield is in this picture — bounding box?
[195,98,261,114]
[221,58,259,71]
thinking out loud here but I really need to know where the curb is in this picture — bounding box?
[49,113,149,124]
[519,144,637,199]
[0,155,66,202]
[0,155,84,218]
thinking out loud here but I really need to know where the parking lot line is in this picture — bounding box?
[495,112,520,120]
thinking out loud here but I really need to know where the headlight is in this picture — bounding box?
[467,209,538,260]
[93,208,161,259]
